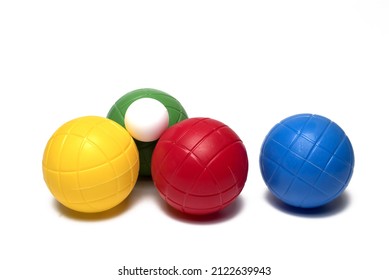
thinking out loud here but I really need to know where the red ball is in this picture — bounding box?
[151,117,248,215]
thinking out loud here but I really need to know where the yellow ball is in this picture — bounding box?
[42,116,139,213]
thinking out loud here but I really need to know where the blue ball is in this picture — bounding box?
[260,114,354,208]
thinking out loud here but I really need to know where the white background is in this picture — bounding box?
[1,1,388,279]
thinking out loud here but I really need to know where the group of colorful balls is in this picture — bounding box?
[42,88,355,215]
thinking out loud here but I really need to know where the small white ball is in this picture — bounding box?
[124,98,169,142]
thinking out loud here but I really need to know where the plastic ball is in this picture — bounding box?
[151,117,249,215]
[260,114,354,208]
[107,88,188,176]
[42,116,140,213]
[124,98,169,142]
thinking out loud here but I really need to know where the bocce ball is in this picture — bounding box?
[42,116,140,213]
[151,117,249,215]
[107,88,188,176]
[260,114,354,208]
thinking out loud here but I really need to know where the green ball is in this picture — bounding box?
[107,88,188,176]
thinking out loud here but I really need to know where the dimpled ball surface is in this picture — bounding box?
[151,117,249,215]
[260,114,354,208]
[107,88,188,176]
[42,116,139,213]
